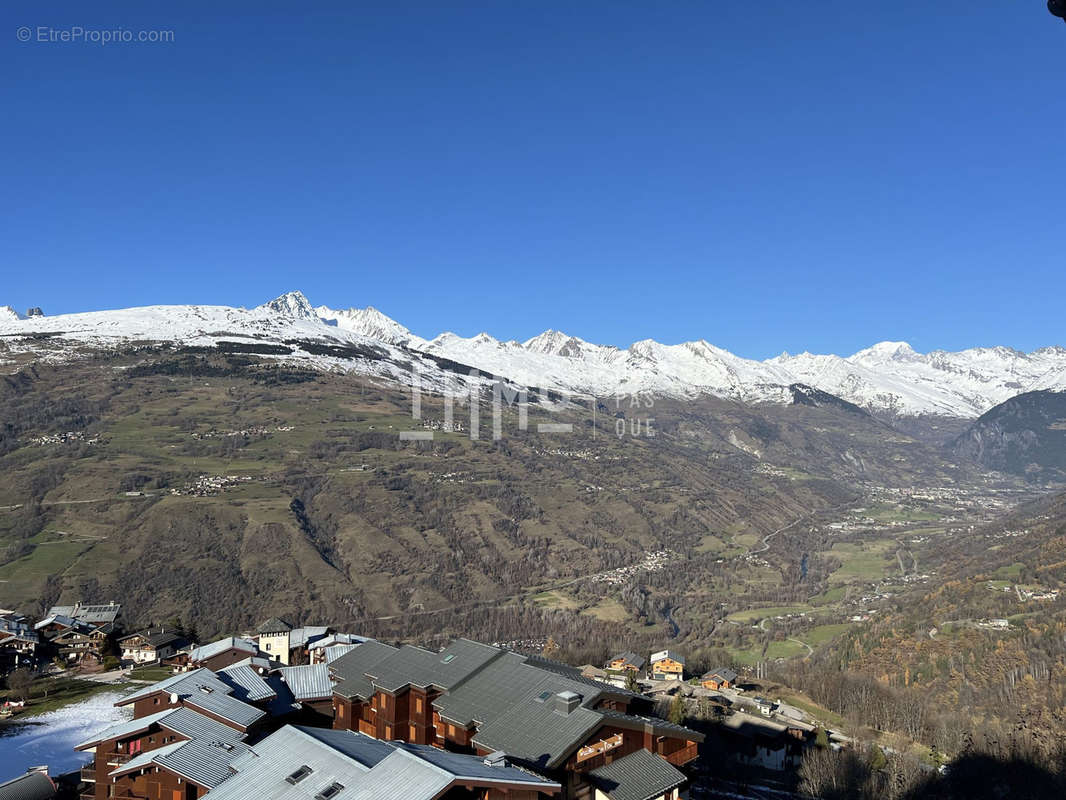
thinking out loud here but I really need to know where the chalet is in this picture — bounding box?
[0,609,39,673]
[588,748,686,800]
[700,667,738,690]
[202,725,561,800]
[604,651,645,673]
[36,602,121,635]
[185,637,260,671]
[51,622,115,666]
[307,632,368,664]
[255,618,335,665]
[330,638,703,800]
[35,602,121,665]
[713,710,813,771]
[119,628,187,664]
[76,696,253,800]
[70,634,699,800]
[649,650,685,681]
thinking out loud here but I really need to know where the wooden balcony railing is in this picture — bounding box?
[80,767,97,782]
[105,751,134,764]
[664,743,699,766]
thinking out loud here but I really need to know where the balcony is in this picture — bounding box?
[105,751,134,765]
[664,743,699,766]
[80,767,97,782]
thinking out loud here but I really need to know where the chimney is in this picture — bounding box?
[483,751,508,768]
[554,691,581,715]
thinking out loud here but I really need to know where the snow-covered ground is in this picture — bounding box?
[3,290,1065,417]
[0,691,131,782]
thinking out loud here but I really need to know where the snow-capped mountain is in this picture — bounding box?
[315,304,424,347]
[1,291,1063,419]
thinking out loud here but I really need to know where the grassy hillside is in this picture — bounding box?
[0,348,1043,667]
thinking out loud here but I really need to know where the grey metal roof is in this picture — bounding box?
[704,666,738,683]
[188,637,258,664]
[289,626,330,649]
[322,644,360,664]
[329,640,400,699]
[257,618,293,634]
[219,664,277,702]
[0,771,55,800]
[111,739,252,789]
[119,667,230,704]
[76,707,166,749]
[363,638,504,693]
[279,664,334,701]
[202,725,558,800]
[77,705,245,751]
[159,706,246,743]
[608,651,645,669]
[433,649,701,770]
[589,749,686,800]
[116,667,265,729]
[154,739,253,788]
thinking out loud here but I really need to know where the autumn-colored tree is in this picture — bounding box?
[7,667,34,702]
[668,693,685,725]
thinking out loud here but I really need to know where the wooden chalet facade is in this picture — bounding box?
[649,650,685,681]
[329,639,702,800]
[701,667,738,690]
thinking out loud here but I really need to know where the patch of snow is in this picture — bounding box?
[0,690,131,782]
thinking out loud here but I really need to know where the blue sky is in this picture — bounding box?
[2,1,1063,359]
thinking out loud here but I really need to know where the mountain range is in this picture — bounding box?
[3,291,1065,419]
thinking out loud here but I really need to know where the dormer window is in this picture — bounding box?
[285,765,313,785]
[315,782,344,800]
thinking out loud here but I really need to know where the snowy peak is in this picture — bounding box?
[851,341,917,362]
[257,291,317,319]
[0,290,1063,420]
[315,304,419,346]
[0,306,24,323]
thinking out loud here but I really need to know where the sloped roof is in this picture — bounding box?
[201,725,558,800]
[257,618,293,635]
[115,667,265,730]
[703,666,738,683]
[187,637,258,664]
[329,640,400,699]
[607,651,645,669]
[218,663,277,703]
[650,649,685,665]
[363,638,503,693]
[0,771,55,800]
[589,749,686,800]
[110,739,252,789]
[279,664,333,701]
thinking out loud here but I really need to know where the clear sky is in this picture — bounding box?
[2,1,1063,359]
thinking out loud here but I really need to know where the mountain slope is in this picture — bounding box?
[952,390,1066,480]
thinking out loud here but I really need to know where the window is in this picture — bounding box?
[286,765,313,785]
[264,643,271,651]
[415,697,423,713]
[441,653,455,663]
[410,724,417,740]
[314,783,344,800]
[337,704,344,719]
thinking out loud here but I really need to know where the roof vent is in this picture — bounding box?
[483,751,508,768]
[554,691,581,715]
[169,693,179,705]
